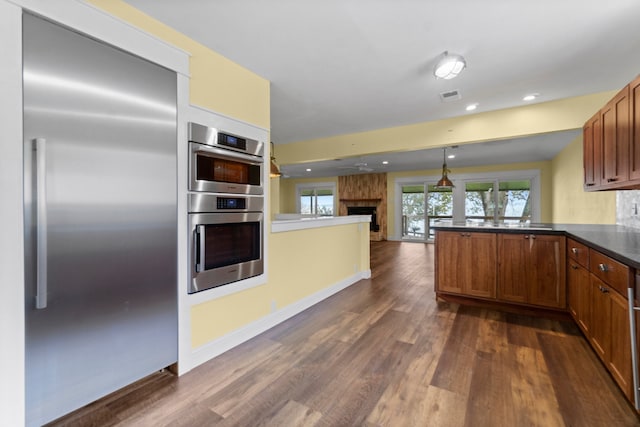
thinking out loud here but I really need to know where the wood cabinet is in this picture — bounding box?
[583,112,602,190]
[565,241,635,403]
[435,231,496,298]
[567,239,591,334]
[435,230,565,310]
[601,86,630,187]
[584,74,640,191]
[631,76,640,181]
[609,289,633,399]
[497,233,566,309]
[588,274,633,399]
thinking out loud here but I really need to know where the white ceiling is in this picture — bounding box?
[127,0,640,177]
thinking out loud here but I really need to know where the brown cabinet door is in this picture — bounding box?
[631,76,640,181]
[568,261,591,334]
[589,275,611,361]
[435,231,466,294]
[435,231,496,299]
[584,112,602,190]
[601,86,630,187]
[498,234,566,308]
[609,290,633,400]
[528,235,566,308]
[497,234,530,303]
[465,232,497,298]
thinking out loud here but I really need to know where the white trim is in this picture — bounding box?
[0,3,25,425]
[188,104,269,136]
[8,0,190,76]
[188,270,370,370]
[295,181,337,214]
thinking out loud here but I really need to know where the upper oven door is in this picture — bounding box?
[189,142,263,195]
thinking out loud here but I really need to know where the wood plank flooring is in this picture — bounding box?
[49,241,639,426]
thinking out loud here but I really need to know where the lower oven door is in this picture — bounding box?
[188,211,264,293]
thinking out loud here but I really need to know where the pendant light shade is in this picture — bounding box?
[270,141,282,178]
[435,148,454,189]
[434,51,466,80]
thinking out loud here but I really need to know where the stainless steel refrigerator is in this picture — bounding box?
[23,13,178,426]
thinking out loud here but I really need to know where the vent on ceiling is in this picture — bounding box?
[439,89,461,102]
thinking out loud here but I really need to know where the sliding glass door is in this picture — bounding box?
[400,183,453,240]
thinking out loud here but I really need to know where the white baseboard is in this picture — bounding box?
[185,269,371,372]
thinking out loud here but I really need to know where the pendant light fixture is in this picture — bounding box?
[270,141,282,178]
[435,147,454,189]
[434,51,466,80]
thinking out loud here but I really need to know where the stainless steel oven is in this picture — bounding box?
[188,122,264,195]
[188,193,264,293]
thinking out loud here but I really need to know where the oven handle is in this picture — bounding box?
[196,225,206,273]
[192,142,263,166]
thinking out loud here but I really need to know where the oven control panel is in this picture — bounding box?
[217,197,246,210]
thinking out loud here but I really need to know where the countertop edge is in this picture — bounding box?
[433,223,640,271]
[271,215,371,233]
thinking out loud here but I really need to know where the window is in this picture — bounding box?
[427,184,453,239]
[394,170,540,241]
[465,179,531,224]
[401,185,425,239]
[296,183,335,215]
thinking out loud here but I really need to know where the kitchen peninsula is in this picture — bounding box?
[433,221,640,407]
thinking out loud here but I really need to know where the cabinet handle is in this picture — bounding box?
[524,235,529,239]
[607,177,618,182]
[599,285,609,294]
[571,247,578,254]
[598,263,608,272]
[586,182,596,186]
[570,264,579,270]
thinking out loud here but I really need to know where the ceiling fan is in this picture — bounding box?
[337,162,374,172]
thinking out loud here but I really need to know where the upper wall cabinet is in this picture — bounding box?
[584,75,639,191]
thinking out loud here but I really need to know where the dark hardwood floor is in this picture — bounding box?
[49,241,639,426]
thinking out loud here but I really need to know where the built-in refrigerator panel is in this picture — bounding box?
[23,13,178,426]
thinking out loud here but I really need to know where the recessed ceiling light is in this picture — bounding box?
[523,93,539,101]
[448,154,456,159]
[382,161,389,165]
[306,168,311,172]
[465,103,478,111]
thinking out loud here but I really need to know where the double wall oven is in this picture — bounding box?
[188,122,265,293]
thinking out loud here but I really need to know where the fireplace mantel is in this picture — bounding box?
[339,198,382,202]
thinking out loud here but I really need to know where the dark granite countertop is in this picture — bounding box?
[432,221,640,270]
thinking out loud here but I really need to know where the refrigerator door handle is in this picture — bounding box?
[196,225,206,273]
[34,138,48,309]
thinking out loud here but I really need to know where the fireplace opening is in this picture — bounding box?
[347,206,380,232]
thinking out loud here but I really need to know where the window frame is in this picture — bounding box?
[295,182,337,215]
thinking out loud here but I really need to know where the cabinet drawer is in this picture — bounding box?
[590,249,631,296]
[567,238,589,268]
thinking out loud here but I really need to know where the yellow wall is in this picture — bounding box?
[277,92,616,165]
[191,223,369,347]
[88,0,270,128]
[550,136,616,224]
